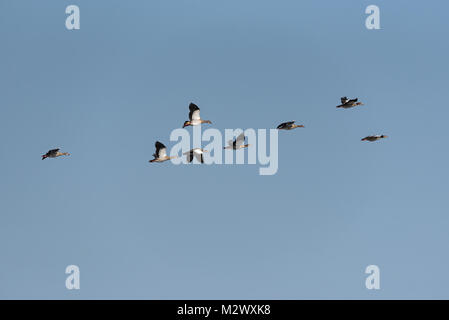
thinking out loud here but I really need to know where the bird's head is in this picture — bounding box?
[182,121,190,128]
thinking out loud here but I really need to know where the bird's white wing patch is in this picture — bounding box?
[158,147,167,159]
[191,109,201,120]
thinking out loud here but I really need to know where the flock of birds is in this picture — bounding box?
[41,97,387,163]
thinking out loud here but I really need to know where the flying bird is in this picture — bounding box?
[361,135,388,142]
[224,133,251,150]
[183,148,208,163]
[183,103,212,128]
[41,148,70,160]
[149,141,177,162]
[336,97,364,109]
[276,121,304,130]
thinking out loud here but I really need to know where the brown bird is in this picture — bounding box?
[336,97,364,109]
[276,121,304,130]
[149,141,177,163]
[183,103,212,128]
[361,135,388,142]
[42,148,70,160]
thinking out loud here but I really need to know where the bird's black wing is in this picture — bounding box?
[189,103,200,112]
[187,151,194,163]
[277,121,295,129]
[188,103,200,120]
[47,148,59,155]
[155,141,166,151]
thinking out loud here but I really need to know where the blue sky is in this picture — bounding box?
[1,0,449,299]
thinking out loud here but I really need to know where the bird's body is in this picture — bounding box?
[183,148,208,163]
[42,148,70,160]
[336,97,364,109]
[183,103,212,128]
[149,141,177,162]
[276,121,304,130]
[361,135,388,142]
[224,133,251,150]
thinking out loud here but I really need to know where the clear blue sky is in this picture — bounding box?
[1,0,449,299]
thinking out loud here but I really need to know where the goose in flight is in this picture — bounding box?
[337,97,364,109]
[42,148,70,160]
[183,103,212,128]
[361,135,388,142]
[224,132,251,150]
[149,141,177,162]
[276,121,304,130]
[183,148,208,163]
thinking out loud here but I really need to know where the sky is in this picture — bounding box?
[1,0,449,299]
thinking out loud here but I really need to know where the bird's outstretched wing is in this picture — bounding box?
[155,141,167,158]
[189,103,201,121]
[234,132,245,147]
[194,152,204,163]
[186,151,194,163]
